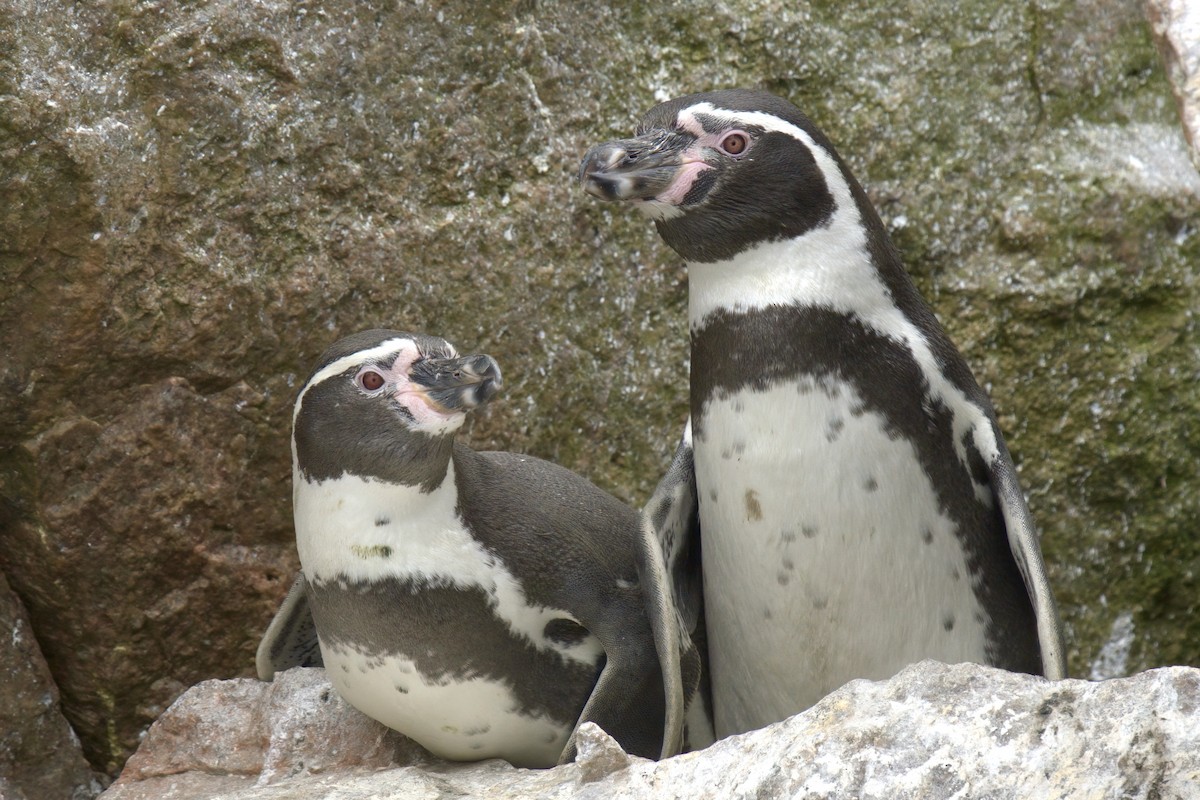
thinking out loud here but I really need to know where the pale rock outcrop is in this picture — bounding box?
[102,662,1200,799]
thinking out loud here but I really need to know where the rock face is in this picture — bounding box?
[1,0,1197,778]
[101,662,1200,799]
[0,572,102,800]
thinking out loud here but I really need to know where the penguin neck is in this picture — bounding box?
[686,189,918,344]
[293,454,462,583]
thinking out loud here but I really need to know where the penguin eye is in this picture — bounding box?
[358,371,385,391]
[719,132,749,156]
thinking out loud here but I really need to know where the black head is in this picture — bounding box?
[293,329,502,491]
[579,89,849,263]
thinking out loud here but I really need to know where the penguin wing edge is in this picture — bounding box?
[641,420,706,753]
[644,420,703,630]
[256,572,324,680]
[990,444,1068,680]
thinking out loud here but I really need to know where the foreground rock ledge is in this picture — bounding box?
[102,661,1199,799]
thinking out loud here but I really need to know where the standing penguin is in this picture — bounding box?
[579,89,1066,739]
[256,329,695,766]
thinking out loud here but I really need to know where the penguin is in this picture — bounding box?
[579,89,1067,739]
[255,328,696,767]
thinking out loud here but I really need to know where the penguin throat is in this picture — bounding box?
[686,199,877,334]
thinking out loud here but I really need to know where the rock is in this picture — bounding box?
[573,722,631,783]
[103,668,431,799]
[0,571,103,800]
[1147,0,1200,167]
[101,661,1200,799]
[0,379,299,774]
[1,0,1198,778]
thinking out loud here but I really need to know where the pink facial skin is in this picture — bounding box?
[355,340,464,432]
[658,159,713,205]
[654,109,753,206]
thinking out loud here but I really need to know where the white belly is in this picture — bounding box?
[695,377,987,736]
[320,642,570,767]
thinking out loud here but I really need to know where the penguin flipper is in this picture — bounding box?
[989,438,1067,680]
[639,419,709,749]
[559,613,671,764]
[643,420,703,631]
[255,572,324,680]
[632,490,702,759]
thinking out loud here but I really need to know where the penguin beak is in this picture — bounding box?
[579,130,694,202]
[410,354,503,413]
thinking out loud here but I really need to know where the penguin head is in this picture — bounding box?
[580,89,850,264]
[292,329,502,489]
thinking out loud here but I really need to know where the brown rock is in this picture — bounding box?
[0,571,103,799]
[1,379,298,773]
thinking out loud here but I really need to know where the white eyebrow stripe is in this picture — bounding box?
[679,102,818,149]
[292,338,415,428]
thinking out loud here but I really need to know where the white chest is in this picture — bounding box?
[694,378,988,736]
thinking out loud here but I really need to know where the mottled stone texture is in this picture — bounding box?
[0,0,1197,778]
[101,663,1200,800]
[0,572,102,800]
[103,668,432,799]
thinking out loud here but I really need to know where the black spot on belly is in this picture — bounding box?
[375,515,391,527]
[709,489,719,503]
[463,725,492,736]
[744,489,763,521]
[470,742,484,751]
[863,476,878,492]
[943,614,956,632]
[817,376,843,399]
[763,608,773,620]
[825,416,845,442]
[951,567,961,582]
[395,683,409,694]
[780,529,797,544]
[544,618,590,647]
[813,597,828,610]
[922,527,934,545]
[802,524,818,539]
[350,544,393,559]
[781,556,794,571]
[776,572,790,586]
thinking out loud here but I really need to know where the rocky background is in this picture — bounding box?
[0,0,1196,794]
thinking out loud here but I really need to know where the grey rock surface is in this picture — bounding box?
[0,0,1197,777]
[0,572,103,800]
[101,662,1200,799]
